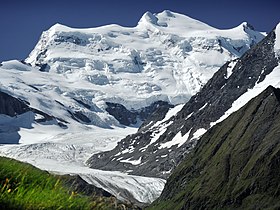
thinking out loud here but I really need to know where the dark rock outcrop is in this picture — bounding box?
[35,63,50,72]
[67,110,91,124]
[0,91,30,117]
[106,102,138,126]
[149,86,280,210]
[73,98,91,109]
[106,101,173,126]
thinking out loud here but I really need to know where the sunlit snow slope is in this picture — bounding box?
[26,10,263,109]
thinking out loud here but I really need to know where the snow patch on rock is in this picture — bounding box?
[225,59,238,79]
[159,130,191,149]
[211,64,280,127]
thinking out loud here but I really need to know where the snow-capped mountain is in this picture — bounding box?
[88,23,280,179]
[1,10,263,139]
[26,10,263,109]
[0,10,266,205]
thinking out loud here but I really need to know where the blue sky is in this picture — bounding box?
[0,0,279,62]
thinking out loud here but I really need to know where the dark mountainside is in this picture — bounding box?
[87,28,279,179]
[149,86,280,210]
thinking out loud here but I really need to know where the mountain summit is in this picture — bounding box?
[137,10,216,32]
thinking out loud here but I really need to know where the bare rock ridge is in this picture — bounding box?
[87,27,278,179]
[149,86,280,209]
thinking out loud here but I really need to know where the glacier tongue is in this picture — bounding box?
[0,127,165,205]
[0,144,165,205]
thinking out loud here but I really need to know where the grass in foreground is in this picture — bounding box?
[0,156,133,210]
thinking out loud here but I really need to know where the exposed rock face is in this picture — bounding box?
[67,110,91,124]
[0,91,30,117]
[87,29,278,179]
[106,101,173,126]
[149,86,280,210]
[106,102,138,126]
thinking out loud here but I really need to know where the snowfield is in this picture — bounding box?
[26,10,263,108]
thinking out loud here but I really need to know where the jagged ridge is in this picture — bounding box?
[149,86,280,209]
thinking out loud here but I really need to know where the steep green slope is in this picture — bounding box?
[149,86,280,210]
[0,156,138,210]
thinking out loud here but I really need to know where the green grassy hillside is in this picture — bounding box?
[149,87,280,210]
[0,156,136,209]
